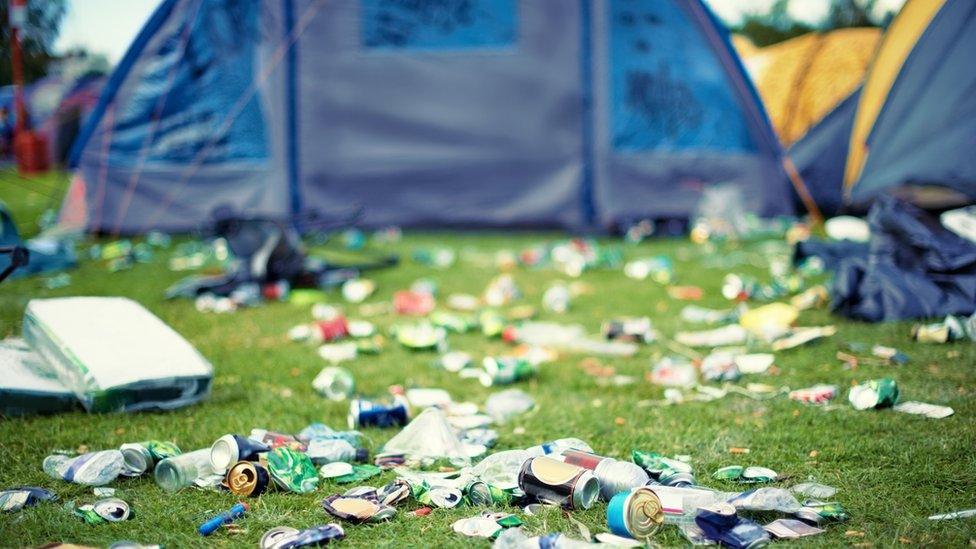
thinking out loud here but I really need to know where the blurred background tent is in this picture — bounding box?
[737,27,881,146]
[790,0,976,216]
[61,0,792,235]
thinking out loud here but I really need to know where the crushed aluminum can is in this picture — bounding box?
[606,486,664,541]
[789,384,838,405]
[261,526,300,549]
[848,378,900,410]
[377,479,412,506]
[430,311,474,333]
[464,480,512,506]
[694,502,770,548]
[267,447,319,493]
[602,317,656,343]
[250,429,306,452]
[119,440,181,476]
[517,456,600,510]
[0,487,56,512]
[225,461,272,497]
[275,524,346,548]
[648,357,697,388]
[700,352,741,382]
[210,434,270,472]
[322,494,394,523]
[480,357,538,387]
[92,497,132,522]
[428,486,463,508]
[394,322,447,351]
[348,397,410,429]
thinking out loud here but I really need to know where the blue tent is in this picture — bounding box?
[65,0,790,234]
[790,0,976,214]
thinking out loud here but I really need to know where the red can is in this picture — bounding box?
[393,290,435,316]
[315,317,349,342]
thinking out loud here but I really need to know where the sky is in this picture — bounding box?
[53,0,907,65]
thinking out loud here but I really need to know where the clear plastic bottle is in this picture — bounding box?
[644,485,731,524]
[305,438,365,465]
[43,450,125,486]
[525,438,593,457]
[154,449,214,492]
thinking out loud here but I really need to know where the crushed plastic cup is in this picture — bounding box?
[313,367,355,401]
[381,407,471,466]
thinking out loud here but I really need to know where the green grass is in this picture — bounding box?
[1,169,975,548]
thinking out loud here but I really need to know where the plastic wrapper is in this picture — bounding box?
[0,339,77,416]
[22,297,212,412]
[381,408,471,465]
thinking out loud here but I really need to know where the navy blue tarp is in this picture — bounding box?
[797,196,976,322]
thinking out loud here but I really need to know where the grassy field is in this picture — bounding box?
[1,169,974,548]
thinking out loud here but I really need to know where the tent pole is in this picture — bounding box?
[782,155,823,226]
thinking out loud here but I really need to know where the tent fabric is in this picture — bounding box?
[788,90,860,217]
[738,28,880,146]
[850,0,976,205]
[0,202,77,279]
[65,0,790,234]
[812,196,976,322]
[843,0,945,189]
[787,0,976,214]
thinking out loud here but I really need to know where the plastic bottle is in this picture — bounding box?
[155,449,215,492]
[560,449,650,500]
[644,485,730,524]
[312,367,355,400]
[43,450,125,486]
[525,438,593,457]
[470,449,532,491]
[305,438,367,465]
